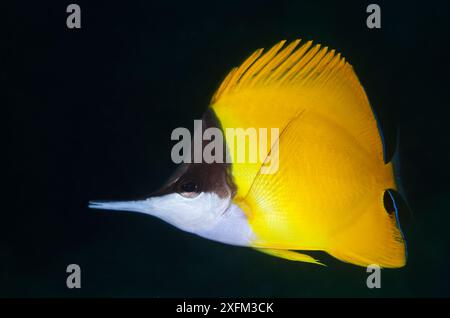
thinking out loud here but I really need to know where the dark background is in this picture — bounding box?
[4,0,450,297]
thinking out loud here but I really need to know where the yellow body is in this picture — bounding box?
[210,40,406,268]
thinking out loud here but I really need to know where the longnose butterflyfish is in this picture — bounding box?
[90,39,407,268]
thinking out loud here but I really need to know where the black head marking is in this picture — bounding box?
[153,108,236,199]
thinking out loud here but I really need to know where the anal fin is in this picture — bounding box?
[328,190,407,268]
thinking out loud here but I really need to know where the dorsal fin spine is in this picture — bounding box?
[270,40,312,83]
[244,41,286,87]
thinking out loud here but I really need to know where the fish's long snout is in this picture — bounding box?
[88,199,152,214]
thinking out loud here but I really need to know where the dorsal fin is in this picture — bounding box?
[210,39,385,198]
[211,39,350,103]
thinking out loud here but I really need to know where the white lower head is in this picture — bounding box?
[89,162,255,247]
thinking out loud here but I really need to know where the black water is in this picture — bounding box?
[4,0,450,297]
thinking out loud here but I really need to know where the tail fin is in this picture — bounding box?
[392,128,406,199]
[392,129,414,217]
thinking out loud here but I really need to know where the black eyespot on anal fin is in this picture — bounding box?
[383,190,396,215]
[385,189,412,228]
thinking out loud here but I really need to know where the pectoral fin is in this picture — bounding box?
[255,248,325,266]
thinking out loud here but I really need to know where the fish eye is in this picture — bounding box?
[178,181,200,198]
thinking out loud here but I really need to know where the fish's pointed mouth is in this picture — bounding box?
[88,199,152,214]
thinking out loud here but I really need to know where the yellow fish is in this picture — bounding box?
[90,39,407,268]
